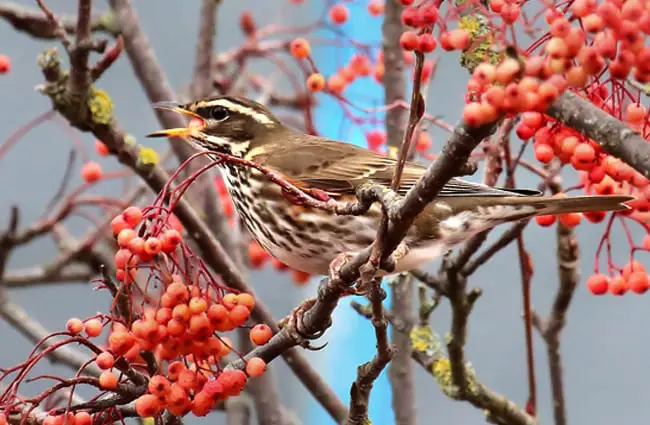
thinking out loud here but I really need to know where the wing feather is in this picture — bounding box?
[249,134,540,198]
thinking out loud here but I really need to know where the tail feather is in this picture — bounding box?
[500,195,634,216]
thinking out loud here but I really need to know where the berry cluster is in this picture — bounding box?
[70,204,274,418]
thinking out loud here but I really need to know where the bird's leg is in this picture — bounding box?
[278,297,328,350]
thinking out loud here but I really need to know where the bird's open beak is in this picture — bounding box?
[146,101,206,138]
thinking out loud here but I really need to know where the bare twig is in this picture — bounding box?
[534,223,579,425]
[3,264,92,288]
[345,278,395,425]
[0,2,118,40]
[190,0,221,99]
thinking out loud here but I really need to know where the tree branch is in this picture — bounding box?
[547,91,650,177]
[0,2,119,40]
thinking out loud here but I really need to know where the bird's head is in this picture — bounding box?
[147,96,284,158]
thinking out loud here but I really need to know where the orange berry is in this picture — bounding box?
[222,293,238,310]
[586,274,609,295]
[567,66,588,87]
[306,73,325,92]
[248,242,268,268]
[96,352,115,370]
[207,303,228,324]
[416,132,432,152]
[172,304,191,322]
[329,4,349,24]
[66,318,84,335]
[400,31,418,51]
[0,54,11,74]
[74,412,91,425]
[84,319,103,337]
[111,215,130,236]
[228,304,251,326]
[108,330,135,354]
[128,236,146,255]
[122,206,143,227]
[236,293,256,310]
[167,361,186,381]
[327,74,346,94]
[368,0,384,16]
[250,324,272,345]
[189,297,208,315]
[135,394,162,417]
[417,34,437,53]
[81,161,102,183]
[448,29,470,50]
[95,140,110,156]
[292,270,312,285]
[177,369,197,391]
[558,212,582,227]
[117,228,137,248]
[534,143,554,164]
[290,38,310,58]
[626,103,646,123]
[99,371,118,389]
[609,275,628,296]
[628,271,649,294]
[462,102,485,127]
[535,215,556,227]
[144,237,162,256]
[166,282,189,305]
[246,357,266,377]
[189,313,211,338]
[623,260,646,279]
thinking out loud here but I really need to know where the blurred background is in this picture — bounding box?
[0,1,649,424]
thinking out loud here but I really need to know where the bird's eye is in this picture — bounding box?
[210,106,229,121]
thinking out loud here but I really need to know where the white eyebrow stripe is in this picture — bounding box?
[209,99,275,126]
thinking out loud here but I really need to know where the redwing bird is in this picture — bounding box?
[148,96,633,275]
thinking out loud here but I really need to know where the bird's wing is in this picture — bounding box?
[250,135,540,198]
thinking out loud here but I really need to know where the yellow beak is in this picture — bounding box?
[146,101,205,138]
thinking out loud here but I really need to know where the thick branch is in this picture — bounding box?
[547,91,650,177]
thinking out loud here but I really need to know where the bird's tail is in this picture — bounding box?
[497,194,634,216]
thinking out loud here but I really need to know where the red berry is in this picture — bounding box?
[122,206,143,227]
[290,38,310,58]
[400,31,418,51]
[81,161,102,183]
[144,237,162,256]
[329,4,349,24]
[628,271,650,294]
[84,319,103,337]
[246,357,266,377]
[99,371,118,389]
[250,324,273,345]
[306,73,325,92]
[368,0,384,16]
[95,140,110,156]
[0,55,11,74]
[96,352,115,370]
[66,318,84,335]
[609,275,628,295]
[534,143,554,164]
[417,34,437,53]
[535,215,556,227]
[366,130,386,150]
[135,394,162,417]
[586,274,609,295]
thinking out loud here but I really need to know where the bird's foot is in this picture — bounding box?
[279,297,327,350]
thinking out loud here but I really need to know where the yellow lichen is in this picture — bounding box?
[88,87,113,125]
[138,147,159,166]
[458,15,500,71]
[410,325,434,353]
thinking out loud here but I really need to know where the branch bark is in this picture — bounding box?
[547,91,650,177]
